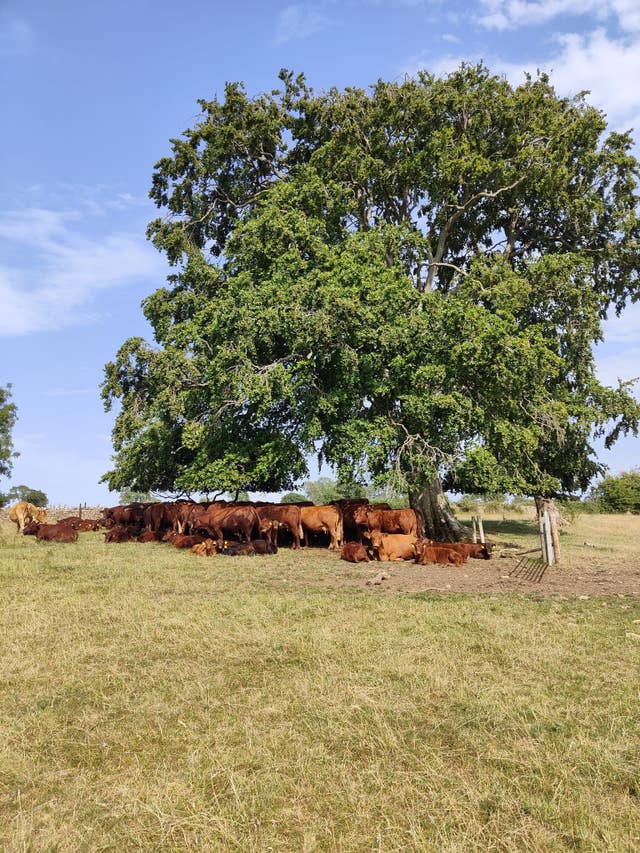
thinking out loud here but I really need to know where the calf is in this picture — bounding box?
[369,532,418,562]
[171,534,210,549]
[249,539,278,555]
[340,542,371,563]
[191,539,217,557]
[35,523,78,543]
[138,529,164,543]
[104,526,138,543]
[222,542,256,556]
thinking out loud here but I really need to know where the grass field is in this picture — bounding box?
[1,517,639,851]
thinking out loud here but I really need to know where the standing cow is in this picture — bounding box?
[9,501,47,533]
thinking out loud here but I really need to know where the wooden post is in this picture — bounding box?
[478,516,485,544]
[548,501,561,564]
[538,502,548,565]
[78,503,82,519]
[472,516,478,543]
[543,507,555,566]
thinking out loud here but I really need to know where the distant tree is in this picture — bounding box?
[303,477,343,505]
[589,469,640,513]
[280,491,308,503]
[3,485,48,507]
[119,487,153,504]
[0,384,18,483]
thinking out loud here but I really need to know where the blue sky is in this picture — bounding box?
[2,0,639,505]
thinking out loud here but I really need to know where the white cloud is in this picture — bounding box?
[478,0,640,33]
[275,4,332,43]
[0,195,166,337]
[406,27,640,137]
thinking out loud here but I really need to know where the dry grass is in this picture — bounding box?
[1,520,639,851]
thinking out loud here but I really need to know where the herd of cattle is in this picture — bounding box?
[7,497,493,566]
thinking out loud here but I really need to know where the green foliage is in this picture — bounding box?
[2,485,48,507]
[102,66,640,501]
[119,487,153,504]
[280,492,307,504]
[303,477,343,505]
[0,384,18,482]
[589,469,640,513]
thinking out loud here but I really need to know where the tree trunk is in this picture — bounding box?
[409,476,471,542]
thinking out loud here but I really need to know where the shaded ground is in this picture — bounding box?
[313,512,640,598]
[325,548,640,598]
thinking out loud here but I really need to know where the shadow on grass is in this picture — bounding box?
[457,517,537,538]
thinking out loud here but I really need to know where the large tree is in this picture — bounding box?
[102,65,640,539]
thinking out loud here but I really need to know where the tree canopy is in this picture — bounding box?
[1,485,48,508]
[102,65,640,537]
[589,469,640,513]
[0,384,18,484]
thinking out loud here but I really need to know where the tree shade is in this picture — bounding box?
[102,65,640,539]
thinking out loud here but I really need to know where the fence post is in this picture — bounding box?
[478,516,485,544]
[543,507,555,566]
[548,502,561,564]
[472,516,478,543]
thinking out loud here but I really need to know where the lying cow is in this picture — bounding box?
[369,532,418,562]
[9,501,47,533]
[428,541,493,560]
[416,546,464,566]
[191,539,217,557]
[341,542,371,563]
[104,526,139,543]
[171,533,210,549]
[249,539,278,555]
[222,542,256,556]
[35,523,78,543]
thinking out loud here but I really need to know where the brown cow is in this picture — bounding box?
[104,526,139,543]
[191,539,217,557]
[9,501,47,532]
[369,531,418,562]
[353,505,421,539]
[249,539,278,555]
[193,505,260,550]
[22,521,41,535]
[138,528,164,543]
[300,505,343,550]
[416,546,464,566]
[340,542,371,563]
[427,541,493,560]
[222,542,256,556]
[102,503,146,531]
[35,523,78,543]
[256,504,302,549]
[171,534,210,549]
[58,516,101,531]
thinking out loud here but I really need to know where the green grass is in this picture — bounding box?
[1,524,639,851]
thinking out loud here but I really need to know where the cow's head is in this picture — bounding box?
[352,506,370,525]
[35,507,47,523]
[369,530,383,549]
